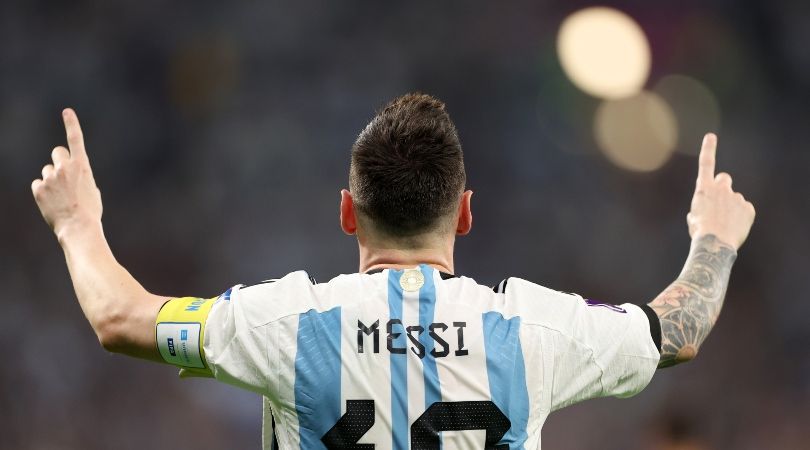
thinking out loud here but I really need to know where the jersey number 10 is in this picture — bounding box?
[321,400,510,449]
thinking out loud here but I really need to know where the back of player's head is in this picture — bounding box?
[350,93,466,238]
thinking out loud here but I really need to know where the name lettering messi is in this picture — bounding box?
[357,320,469,359]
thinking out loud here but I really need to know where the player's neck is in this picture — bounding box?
[358,236,455,274]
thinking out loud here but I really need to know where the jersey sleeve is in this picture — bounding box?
[155,271,316,396]
[505,278,661,411]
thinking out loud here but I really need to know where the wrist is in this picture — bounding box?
[691,230,739,252]
[688,233,738,259]
[55,215,104,247]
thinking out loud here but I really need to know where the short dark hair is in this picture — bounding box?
[350,93,466,237]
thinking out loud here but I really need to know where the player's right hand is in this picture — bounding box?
[31,108,103,240]
[686,133,755,250]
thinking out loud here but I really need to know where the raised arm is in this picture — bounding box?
[32,109,170,362]
[649,133,755,368]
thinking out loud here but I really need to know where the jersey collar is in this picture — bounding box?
[364,267,458,279]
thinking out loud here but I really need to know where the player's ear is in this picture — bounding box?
[340,189,357,235]
[456,190,473,236]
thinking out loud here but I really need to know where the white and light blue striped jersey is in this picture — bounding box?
[183,265,660,449]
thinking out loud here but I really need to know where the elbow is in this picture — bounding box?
[94,310,129,353]
[659,345,700,368]
[677,345,700,363]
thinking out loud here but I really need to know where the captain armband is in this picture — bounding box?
[155,297,215,378]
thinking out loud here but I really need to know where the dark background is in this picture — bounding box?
[2,0,808,448]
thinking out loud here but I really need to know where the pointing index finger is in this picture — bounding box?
[697,133,717,188]
[62,108,88,162]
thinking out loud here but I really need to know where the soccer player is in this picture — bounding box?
[32,94,754,449]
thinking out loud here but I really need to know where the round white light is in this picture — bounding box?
[557,7,651,99]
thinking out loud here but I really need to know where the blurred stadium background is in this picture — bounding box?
[2,0,809,448]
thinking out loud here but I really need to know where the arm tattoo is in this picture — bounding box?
[649,234,737,368]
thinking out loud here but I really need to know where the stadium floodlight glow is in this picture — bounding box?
[557,7,651,99]
[594,91,678,172]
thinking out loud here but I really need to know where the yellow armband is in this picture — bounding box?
[156,297,215,378]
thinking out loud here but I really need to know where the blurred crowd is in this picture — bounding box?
[1,0,809,448]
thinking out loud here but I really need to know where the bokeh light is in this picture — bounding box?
[557,7,651,99]
[653,74,721,155]
[593,91,678,172]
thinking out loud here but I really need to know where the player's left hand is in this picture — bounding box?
[31,108,103,239]
[686,133,755,250]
